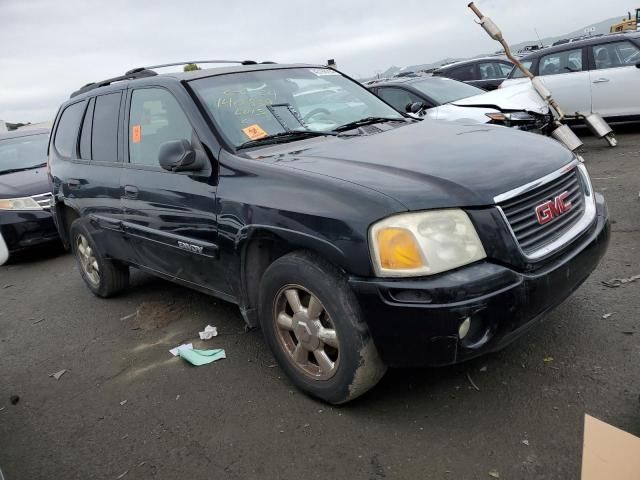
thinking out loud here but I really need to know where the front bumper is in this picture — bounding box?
[0,210,59,265]
[349,195,610,367]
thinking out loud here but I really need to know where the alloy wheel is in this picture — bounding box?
[76,234,100,287]
[273,285,340,380]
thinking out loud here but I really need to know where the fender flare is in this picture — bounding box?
[234,224,349,327]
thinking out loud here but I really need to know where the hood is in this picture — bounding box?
[250,120,574,210]
[452,81,549,115]
[425,103,496,124]
[0,167,50,198]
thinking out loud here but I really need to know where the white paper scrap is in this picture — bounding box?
[169,343,193,356]
[198,325,218,340]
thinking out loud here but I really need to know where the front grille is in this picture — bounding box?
[499,168,585,256]
[31,192,53,210]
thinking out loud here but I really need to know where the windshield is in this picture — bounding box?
[189,67,403,147]
[509,60,533,79]
[0,133,49,174]
[409,77,485,104]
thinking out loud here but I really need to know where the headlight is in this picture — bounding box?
[486,112,537,123]
[0,197,43,211]
[369,209,486,277]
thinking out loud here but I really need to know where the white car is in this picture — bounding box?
[368,76,552,132]
[500,32,640,121]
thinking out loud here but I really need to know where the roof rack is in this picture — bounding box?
[125,59,267,74]
[70,59,276,98]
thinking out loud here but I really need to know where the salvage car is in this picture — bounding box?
[369,76,552,132]
[49,62,609,404]
[501,32,640,122]
[432,56,514,90]
[0,129,58,265]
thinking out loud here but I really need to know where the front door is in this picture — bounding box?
[121,86,225,295]
[590,40,640,118]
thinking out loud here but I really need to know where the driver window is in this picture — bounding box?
[377,87,422,112]
[539,48,582,76]
[129,88,193,166]
[479,62,501,79]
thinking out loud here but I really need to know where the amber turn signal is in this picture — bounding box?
[376,228,425,270]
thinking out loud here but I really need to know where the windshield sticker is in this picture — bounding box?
[131,125,141,144]
[242,124,268,140]
[308,68,340,76]
[214,88,278,117]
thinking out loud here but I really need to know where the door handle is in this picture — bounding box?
[68,179,80,190]
[123,185,139,199]
[592,78,610,84]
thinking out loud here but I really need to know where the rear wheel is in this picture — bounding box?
[70,219,129,297]
[259,251,386,404]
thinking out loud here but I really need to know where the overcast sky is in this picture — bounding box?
[0,0,636,122]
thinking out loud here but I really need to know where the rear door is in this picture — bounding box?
[51,93,129,259]
[589,40,640,117]
[535,47,591,115]
[121,86,224,294]
[75,91,131,259]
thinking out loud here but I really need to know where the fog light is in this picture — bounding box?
[458,317,471,339]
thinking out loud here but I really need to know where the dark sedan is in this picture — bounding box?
[0,129,59,265]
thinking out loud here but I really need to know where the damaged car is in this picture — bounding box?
[369,75,553,133]
[49,62,609,404]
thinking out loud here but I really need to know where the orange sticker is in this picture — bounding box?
[132,125,141,144]
[242,124,268,140]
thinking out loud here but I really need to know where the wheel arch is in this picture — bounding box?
[236,225,349,328]
[52,201,81,250]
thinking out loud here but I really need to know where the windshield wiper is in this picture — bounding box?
[333,116,405,132]
[236,130,339,150]
[0,163,47,175]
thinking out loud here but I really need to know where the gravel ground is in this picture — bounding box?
[1,129,639,480]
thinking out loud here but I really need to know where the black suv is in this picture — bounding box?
[432,57,514,90]
[49,61,610,404]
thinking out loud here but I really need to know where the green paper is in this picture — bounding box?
[179,348,226,366]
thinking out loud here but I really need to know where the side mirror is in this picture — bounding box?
[636,62,640,69]
[406,102,426,114]
[158,139,203,172]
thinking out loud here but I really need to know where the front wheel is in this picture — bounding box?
[70,219,129,298]
[259,251,386,404]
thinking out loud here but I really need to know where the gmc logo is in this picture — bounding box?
[535,191,572,225]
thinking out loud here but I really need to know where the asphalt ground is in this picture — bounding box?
[1,129,639,480]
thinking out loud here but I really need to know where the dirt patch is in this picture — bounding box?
[129,300,185,330]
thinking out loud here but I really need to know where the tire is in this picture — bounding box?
[70,219,129,298]
[259,251,387,404]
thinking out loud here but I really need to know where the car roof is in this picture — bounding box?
[0,128,50,141]
[368,76,460,88]
[435,56,512,71]
[519,31,640,60]
[67,63,323,102]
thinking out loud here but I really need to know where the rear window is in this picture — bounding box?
[91,93,121,162]
[592,41,640,69]
[446,64,476,82]
[54,101,85,158]
[79,98,95,160]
